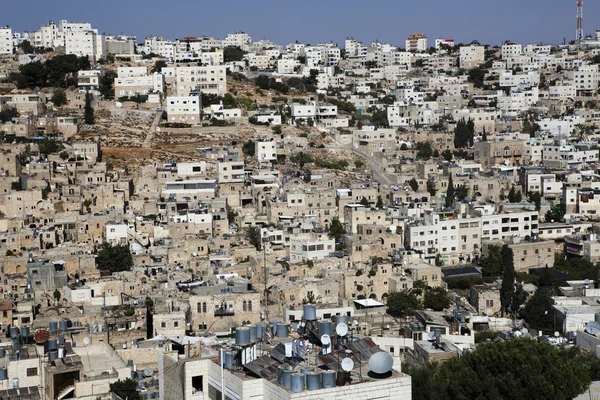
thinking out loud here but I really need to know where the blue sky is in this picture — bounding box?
[3,0,599,47]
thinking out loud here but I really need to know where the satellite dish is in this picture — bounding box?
[368,352,394,374]
[336,322,348,337]
[143,368,154,377]
[83,337,90,346]
[341,357,354,372]
[321,334,331,346]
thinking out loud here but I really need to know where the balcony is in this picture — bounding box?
[214,308,234,317]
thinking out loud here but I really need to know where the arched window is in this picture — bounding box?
[243,300,247,312]
[248,301,253,311]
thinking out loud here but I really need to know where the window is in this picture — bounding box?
[192,375,203,392]
[27,368,38,377]
[161,322,166,328]
[486,300,494,307]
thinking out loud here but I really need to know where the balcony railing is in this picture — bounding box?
[214,308,235,316]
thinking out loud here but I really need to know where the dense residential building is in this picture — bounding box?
[3,16,600,400]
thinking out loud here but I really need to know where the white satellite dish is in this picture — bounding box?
[321,334,331,346]
[83,337,90,346]
[368,352,394,374]
[341,357,354,372]
[336,322,348,337]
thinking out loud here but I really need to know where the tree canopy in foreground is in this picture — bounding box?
[408,339,600,400]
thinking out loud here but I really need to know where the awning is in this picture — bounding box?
[353,299,384,308]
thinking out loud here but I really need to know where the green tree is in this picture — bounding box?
[224,46,247,63]
[426,179,437,196]
[387,290,422,317]
[19,40,34,54]
[529,191,542,211]
[455,185,469,202]
[500,244,515,315]
[467,67,486,88]
[507,185,522,203]
[38,138,64,155]
[51,88,68,107]
[409,178,419,191]
[99,70,117,100]
[445,175,455,208]
[84,92,94,125]
[359,196,370,207]
[376,195,384,209]
[328,217,346,242]
[545,204,565,222]
[454,118,475,148]
[53,289,61,302]
[519,289,555,332]
[0,107,19,123]
[151,60,167,73]
[481,128,488,141]
[441,149,453,161]
[246,226,262,251]
[415,142,433,160]
[110,378,142,400]
[423,287,451,311]
[96,243,133,273]
[59,151,69,161]
[408,339,596,399]
[242,139,255,157]
[369,109,389,128]
[480,244,503,277]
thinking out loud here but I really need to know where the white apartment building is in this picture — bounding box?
[290,102,337,121]
[224,32,251,50]
[525,173,562,196]
[499,71,539,87]
[176,162,207,177]
[143,36,177,59]
[571,65,599,94]
[524,44,552,54]
[406,33,427,52]
[104,223,128,245]
[161,180,217,201]
[77,70,102,91]
[255,138,277,162]
[172,66,227,96]
[501,43,523,59]
[0,27,12,55]
[406,209,540,262]
[117,66,148,78]
[33,22,61,48]
[289,233,335,263]
[166,96,201,123]
[459,45,485,69]
[62,21,104,60]
[435,38,455,49]
[543,143,599,169]
[277,58,299,74]
[209,103,241,120]
[114,73,165,98]
[548,82,576,99]
[217,160,245,183]
[497,87,539,114]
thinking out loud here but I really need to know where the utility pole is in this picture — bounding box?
[103,292,109,343]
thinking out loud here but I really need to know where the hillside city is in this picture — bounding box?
[2,17,600,400]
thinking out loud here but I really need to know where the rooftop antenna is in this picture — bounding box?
[576,0,584,47]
